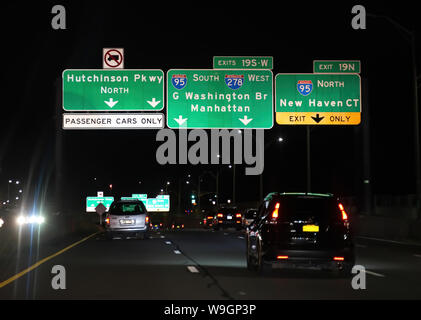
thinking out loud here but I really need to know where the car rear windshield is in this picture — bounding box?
[219,208,239,215]
[276,197,340,222]
[109,202,146,215]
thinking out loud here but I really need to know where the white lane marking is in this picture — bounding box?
[238,236,245,239]
[364,270,386,278]
[414,254,421,258]
[357,236,421,247]
[174,250,182,254]
[187,266,199,273]
[165,241,171,245]
[160,235,165,238]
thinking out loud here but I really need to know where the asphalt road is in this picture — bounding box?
[1,228,421,299]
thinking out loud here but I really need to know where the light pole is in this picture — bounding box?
[368,13,420,218]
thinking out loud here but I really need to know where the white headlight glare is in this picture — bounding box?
[17,216,26,225]
[37,216,45,224]
[0,218,4,227]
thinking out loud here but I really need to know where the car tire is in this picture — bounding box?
[332,263,353,278]
[246,241,258,271]
[256,242,271,275]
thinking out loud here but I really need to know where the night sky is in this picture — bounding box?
[1,1,420,211]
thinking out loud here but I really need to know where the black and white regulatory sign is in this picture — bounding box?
[63,113,164,129]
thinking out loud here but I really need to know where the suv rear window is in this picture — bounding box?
[109,202,146,215]
[274,197,340,222]
[218,208,239,215]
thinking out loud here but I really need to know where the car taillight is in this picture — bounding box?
[145,216,149,223]
[236,213,242,218]
[271,202,280,219]
[277,255,288,260]
[105,218,110,225]
[207,216,213,219]
[338,203,348,221]
[217,213,223,218]
[333,256,345,261]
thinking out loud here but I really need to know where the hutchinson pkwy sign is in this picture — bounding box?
[62,69,164,111]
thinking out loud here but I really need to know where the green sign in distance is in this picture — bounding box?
[132,194,147,199]
[62,69,164,111]
[313,60,361,73]
[275,73,361,125]
[167,69,273,129]
[86,197,114,212]
[213,56,273,69]
[121,194,169,212]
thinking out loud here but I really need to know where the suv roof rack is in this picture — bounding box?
[264,192,334,201]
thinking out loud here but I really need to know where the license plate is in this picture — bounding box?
[303,224,319,232]
[227,215,232,220]
[120,219,134,225]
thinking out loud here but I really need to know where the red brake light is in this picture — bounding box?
[338,203,348,221]
[236,213,242,218]
[207,216,213,219]
[277,255,288,260]
[105,218,110,225]
[145,216,149,223]
[333,256,345,261]
[271,203,280,219]
[217,213,223,218]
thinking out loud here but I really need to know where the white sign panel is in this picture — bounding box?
[63,113,164,130]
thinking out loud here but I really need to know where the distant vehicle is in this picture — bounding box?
[203,214,215,228]
[246,192,355,275]
[242,208,258,228]
[170,222,185,230]
[0,205,45,226]
[104,200,149,240]
[213,207,243,231]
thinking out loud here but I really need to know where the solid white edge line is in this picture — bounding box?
[187,266,199,273]
[357,236,421,247]
[364,270,386,278]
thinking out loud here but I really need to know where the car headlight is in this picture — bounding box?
[0,218,4,228]
[17,216,26,225]
[17,215,45,225]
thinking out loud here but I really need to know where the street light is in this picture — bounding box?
[368,13,420,218]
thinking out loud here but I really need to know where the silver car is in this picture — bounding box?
[105,200,149,239]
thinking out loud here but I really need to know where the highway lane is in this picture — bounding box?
[1,228,420,299]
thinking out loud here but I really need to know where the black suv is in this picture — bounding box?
[246,192,355,275]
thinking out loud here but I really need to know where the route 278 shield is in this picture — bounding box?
[172,74,187,90]
[225,74,244,90]
[297,80,313,96]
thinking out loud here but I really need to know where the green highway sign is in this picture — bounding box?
[313,60,361,73]
[146,197,170,212]
[120,194,169,212]
[275,73,361,125]
[132,194,147,199]
[86,196,114,212]
[167,69,273,129]
[213,56,273,69]
[62,69,164,111]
